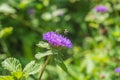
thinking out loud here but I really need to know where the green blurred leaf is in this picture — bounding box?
[113,31,120,37]
[41,12,52,21]
[0,54,6,60]
[35,50,53,59]
[23,61,41,76]
[43,0,50,6]
[86,57,94,74]
[36,41,50,49]
[67,64,81,79]
[114,4,120,10]
[0,27,13,39]
[54,53,68,73]
[31,18,39,27]
[0,3,16,13]
[11,71,23,79]
[36,3,43,9]
[1,58,22,72]
[0,76,14,80]
[89,23,99,29]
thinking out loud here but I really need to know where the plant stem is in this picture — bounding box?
[39,55,51,80]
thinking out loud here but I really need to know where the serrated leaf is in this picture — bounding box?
[36,41,50,49]
[0,76,14,80]
[23,61,41,76]
[35,50,53,59]
[2,58,22,72]
[54,53,68,73]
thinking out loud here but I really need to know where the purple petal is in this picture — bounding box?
[43,31,72,48]
[115,67,120,73]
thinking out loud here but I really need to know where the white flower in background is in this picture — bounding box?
[52,8,67,17]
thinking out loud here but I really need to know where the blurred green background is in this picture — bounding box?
[0,0,120,80]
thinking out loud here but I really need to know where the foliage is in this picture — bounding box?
[0,58,41,80]
[0,0,120,80]
[0,76,14,80]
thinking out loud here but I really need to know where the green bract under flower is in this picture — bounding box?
[43,31,72,48]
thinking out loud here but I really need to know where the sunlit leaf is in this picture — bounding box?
[23,61,41,76]
[0,76,14,80]
[2,58,22,72]
[36,41,50,49]
[35,50,53,59]
[0,27,13,39]
[11,71,23,79]
[41,12,52,21]
[114,4,120,10]
[0,3,16,13]
[43,0,50,6]
[86,57,94,74]
[36,3,43,9]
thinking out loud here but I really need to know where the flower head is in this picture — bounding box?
[94,5,108,12]
[115,67,120,73]
[28,8,35,15]
[43,31,72,48]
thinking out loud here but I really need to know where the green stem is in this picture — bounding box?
[39,55,51,80]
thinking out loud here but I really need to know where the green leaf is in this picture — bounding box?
[0,3,16,14]
[35,50,53,59]
[86,57,94,74]
[66,65,80,79]
[23,61,41,76]
[11,71,23,79]
[1,58,22,72]
[0,76,14,80]
[54,53,68,73]
[0,27,13,39]
[36,41,50,49]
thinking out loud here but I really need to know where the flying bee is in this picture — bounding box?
[64,29,69,35]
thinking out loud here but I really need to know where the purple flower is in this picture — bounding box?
[27,8,35,15]
[43,31,72,48]
[115,67,120,73]
[94,5,108,12]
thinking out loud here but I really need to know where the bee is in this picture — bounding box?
[64,29,69,35]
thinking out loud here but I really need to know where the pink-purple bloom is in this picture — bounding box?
[94,5,108,12]
[115,67,120,73]
[43,31,72,48]
[28,8,35,15]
